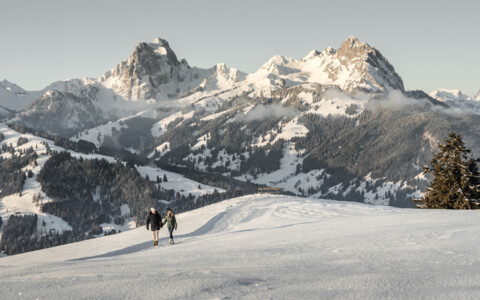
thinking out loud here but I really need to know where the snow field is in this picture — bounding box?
[1,194,479,299]
[135,164,225,197]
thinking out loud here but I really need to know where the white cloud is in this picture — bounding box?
[244,103,299,122]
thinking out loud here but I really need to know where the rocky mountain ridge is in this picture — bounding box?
[3,36,477,118]
[6,37,252,135]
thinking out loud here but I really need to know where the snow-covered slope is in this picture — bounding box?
[0,80,43,111]
[0,79,28,95]
[0,105,14,121]
[1,194,479,299]
[16,89,105,136]
[0,124,223,248]
[44,77,96,93]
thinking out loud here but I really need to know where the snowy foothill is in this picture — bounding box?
[0,124,223,242]
[135,164,225,197]
[1,194,479,299]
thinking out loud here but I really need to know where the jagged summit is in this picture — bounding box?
[141,37,180,65]
[100,37,189,100]
[194,63,247,92]
[337,35,374,58]
[214,62,245,81]
[130,38,181,69]
[152,37,169,46]
[250,36,405,94]
[340,35,362,47]
[333,36,405,92]
[321,46,336,56]
[99,37,247,101]
[303,49,321,61]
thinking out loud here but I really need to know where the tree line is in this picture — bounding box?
[0,153,35,198]
[1,150,259,256]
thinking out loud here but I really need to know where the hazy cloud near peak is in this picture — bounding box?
[364,90,424,110]
[243,103,300,122]
[324,89,355,102]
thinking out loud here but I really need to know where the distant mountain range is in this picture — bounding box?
[2,36,480,207]
[2,36,478,125]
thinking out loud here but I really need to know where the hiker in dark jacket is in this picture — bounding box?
[163,207,177,245]
[146,208,162,246]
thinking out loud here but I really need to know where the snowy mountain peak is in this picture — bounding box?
[131,39,180,67]
[298,36,405,93]
[219,63,246,79]
[193,63,247,92]
[257,55,300,77]
[147,37,180,65]
[0,79,44,112]
[474,90,480,101]
[214,63,245,80]
[215,62,230,71]
[151,37,170,46]
[321,46,336,56]
[429,89,470,102]
[0,79,28,95]
[249,36,405,94]
[339,37,375,60]
[343,35,366,46]
[303,49,321,61]
[101,37,187,100]
[99,37,247,102]
[338,36,404,92]
[342,35,362,46]
[337,35,374,59]
[264,55,292,66]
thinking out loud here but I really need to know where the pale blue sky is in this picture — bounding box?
[1,0,479,96]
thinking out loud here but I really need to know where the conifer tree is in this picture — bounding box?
[415,133,480,209]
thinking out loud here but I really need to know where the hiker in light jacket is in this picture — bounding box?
[163,207,177,245]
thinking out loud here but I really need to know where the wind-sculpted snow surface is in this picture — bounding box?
[1,195,479,299]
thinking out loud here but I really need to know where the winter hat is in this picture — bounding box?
[167,207,172,212]
[150,208,156,213]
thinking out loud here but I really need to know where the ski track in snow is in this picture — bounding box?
[1,194,480,299]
